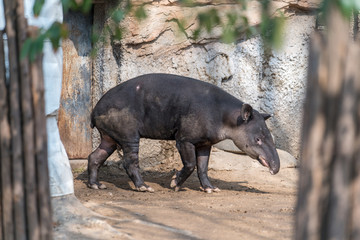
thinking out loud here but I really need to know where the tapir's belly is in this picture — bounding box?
[138,107,180,140]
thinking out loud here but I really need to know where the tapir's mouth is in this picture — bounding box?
[258,155,275,175]
[258,155,269,167]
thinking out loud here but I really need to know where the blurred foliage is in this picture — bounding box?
[21,22,68,61]
[335,0,360,19]
[318,0,359,25]
[21,0,360,61]
[178,0,358,48]
[21,0,146,61]
[176,0,285,48]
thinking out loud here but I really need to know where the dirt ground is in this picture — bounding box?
[68,150,298,240]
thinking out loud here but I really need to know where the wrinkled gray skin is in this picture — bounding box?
[88,73,280,193]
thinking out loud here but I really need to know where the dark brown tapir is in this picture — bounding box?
[88,73,280,193]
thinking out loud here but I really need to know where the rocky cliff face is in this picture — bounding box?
[92,0,318,166]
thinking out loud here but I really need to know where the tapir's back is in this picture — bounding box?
[94,73,240,114]
[114,73,230,103]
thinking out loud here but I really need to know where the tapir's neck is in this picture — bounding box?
[216,103,246,143]
[216,127,229,142]
[218,125,237,142]
[211,93,245,144]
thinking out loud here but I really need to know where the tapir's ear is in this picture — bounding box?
[261,113,271,120]
[241,104,253,122]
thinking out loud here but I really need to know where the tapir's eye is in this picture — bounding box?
[256,137,262,145]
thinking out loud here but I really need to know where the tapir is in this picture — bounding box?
[88,73,280,193]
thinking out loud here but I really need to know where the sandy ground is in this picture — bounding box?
[55,149,298,240]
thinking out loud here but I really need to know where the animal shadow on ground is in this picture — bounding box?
[75,163,268,194]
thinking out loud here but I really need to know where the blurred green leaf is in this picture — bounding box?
[272,15,285,49]
[81,0,92,13]
[246,25,257,38]
[338,0,353,18]
[23,34,46,62]
[91,31,100,45]
[46,23,62,51]
[227,12,238,26]
[337,0,360,18]
[168,18,188,38]
[260,12,285,49]
[192,28,201,40]
[236,0,248,10]
[198,9,220,33]
[355,0,360,9]
[61,0,78,12]
[261,0,271,11]
[221,13,239,43]
[20,39,33,60]
[33,0,45,16]
[125,0,133,13]
[319,0,360,23]
[31,34,45,60]
[135,5,147,20]
[21,22,68,61]
[111,9,125,23]
[240,15,249,26]
[178,0,195,7]
[21,36,43,62]
[222,26,236,43]
[113,27,123,41]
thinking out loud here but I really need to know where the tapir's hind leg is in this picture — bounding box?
[121,142,154,192]
[88,133,117,190]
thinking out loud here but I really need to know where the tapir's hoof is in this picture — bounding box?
[200,186,220,193]
[88,183,99,190]
[170,174,182,191]
[212,187,221,192]
[136,185,155,193]
[170,174,177,188]
[88,183,107,190]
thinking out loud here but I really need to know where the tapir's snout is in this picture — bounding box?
[270,163,280,175]
[234,139,281,175]
[258,150,280,175]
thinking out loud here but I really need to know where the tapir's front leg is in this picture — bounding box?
[171,141,196,191]
[122,142,154,192]
[196,146,220,193]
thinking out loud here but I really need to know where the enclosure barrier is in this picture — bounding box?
[0,0,52,239]
[296,6,360,240]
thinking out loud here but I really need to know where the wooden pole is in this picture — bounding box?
[3,0,27,239]
[14,1,41,239]
[295,4,360,240]
[30,46,52,240]
[1,1,52,239]
[0,30,14,240]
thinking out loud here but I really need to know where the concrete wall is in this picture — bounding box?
[91,0,318,167]
[60,10,93,158]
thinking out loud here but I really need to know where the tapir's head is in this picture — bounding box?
[228,104,280,175]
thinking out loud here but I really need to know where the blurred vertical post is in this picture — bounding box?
[0,29,14,240]
[296,3,360,240]
[0,0,52,239]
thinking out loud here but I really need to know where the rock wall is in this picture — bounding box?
[92,0,317,167]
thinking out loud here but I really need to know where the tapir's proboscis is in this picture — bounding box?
[88,73,280,193]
